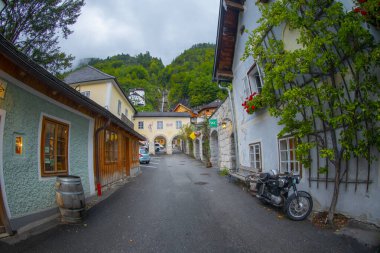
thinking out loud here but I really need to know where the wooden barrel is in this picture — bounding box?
[55,175,86,223]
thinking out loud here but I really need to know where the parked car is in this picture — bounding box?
[139,148,150,164]
[154,143,164,152]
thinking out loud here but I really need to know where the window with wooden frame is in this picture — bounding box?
[278,137,301,175]
[157,121,163,129]
[41,117,69,177]
[105,130,118,163]
[249,142,262,172]
[176,120,182,129]
[138,121,144,129]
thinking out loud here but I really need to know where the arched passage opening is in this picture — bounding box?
[194,139,201,160]
[154,135,167,155]
[170,135,182,154]
[210,130,219,168]
[230,133,236,170]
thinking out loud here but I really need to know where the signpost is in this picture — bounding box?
[209,119,217,128]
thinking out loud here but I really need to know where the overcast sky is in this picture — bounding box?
[59,0,220,67]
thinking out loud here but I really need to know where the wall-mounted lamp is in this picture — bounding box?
[15,135,23,155]
[0,0,7,13]
[221,118,232,129]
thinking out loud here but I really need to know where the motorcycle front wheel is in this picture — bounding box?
[285,192,313,221]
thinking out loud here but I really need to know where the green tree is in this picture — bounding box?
[166,43,227,108]
[179,123,195,157]
[243,0,379,224]
[0,0,85,75]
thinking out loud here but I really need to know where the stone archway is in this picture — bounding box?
[169,135,182,154]
[210,130,219,168]
[152,134,168,155]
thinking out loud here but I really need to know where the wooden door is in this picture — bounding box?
[0,114,12,235]
[0,184,10,234]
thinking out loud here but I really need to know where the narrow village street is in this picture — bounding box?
[0,153,371,253]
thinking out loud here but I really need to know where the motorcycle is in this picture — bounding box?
[255,170,313,221]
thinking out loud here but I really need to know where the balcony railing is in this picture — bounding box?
[121,113,134,129]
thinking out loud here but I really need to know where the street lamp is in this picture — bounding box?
[0,0,7,13]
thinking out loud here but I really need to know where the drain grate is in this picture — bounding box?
[194,182,208,185]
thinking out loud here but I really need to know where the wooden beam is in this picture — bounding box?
[224,0,244,11]
[217,70,234,79]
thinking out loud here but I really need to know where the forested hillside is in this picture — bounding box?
[67,43,226,111]
[164,43,226,109]
[86,52,165,111]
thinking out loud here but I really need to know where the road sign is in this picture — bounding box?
[189,132,196,140]
[209,119,217,128]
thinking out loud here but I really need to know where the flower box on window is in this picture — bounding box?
[241,92,263,114]
[353,0,380,29]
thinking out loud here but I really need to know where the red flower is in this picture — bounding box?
[353,7,361,13]
[251,105,255,110]
[358,0,366,3]
[360,9,368,15]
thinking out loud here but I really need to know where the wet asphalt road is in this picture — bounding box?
[0,153,373,253]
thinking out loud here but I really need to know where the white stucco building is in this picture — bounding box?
[212,0,380,225]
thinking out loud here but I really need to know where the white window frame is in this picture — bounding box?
[243,76,252,98]
[117,100,122,115]
[278,137,301,175]
[157,121,163,129]
[247,64,263,94]
[176,121,182,129]
[138,121,144,129]
[81,91,90,97]
[249,142,262,172]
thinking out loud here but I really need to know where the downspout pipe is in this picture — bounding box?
[94,118,111,196]
[218,82,240,172]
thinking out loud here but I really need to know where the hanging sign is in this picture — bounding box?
[209,119,218,128]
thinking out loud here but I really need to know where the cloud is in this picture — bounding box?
[59,0,220,67]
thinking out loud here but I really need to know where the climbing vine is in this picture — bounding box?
[243,0,380,224]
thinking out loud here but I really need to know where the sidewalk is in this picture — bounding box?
[221,167,380,250]
[0,176,135,245]
[336,220,380,249]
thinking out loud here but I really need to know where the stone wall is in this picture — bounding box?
[209,98,234,170]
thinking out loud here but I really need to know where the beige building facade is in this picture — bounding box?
[133,112,191,155]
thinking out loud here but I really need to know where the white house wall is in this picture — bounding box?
[229,0,380,225]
